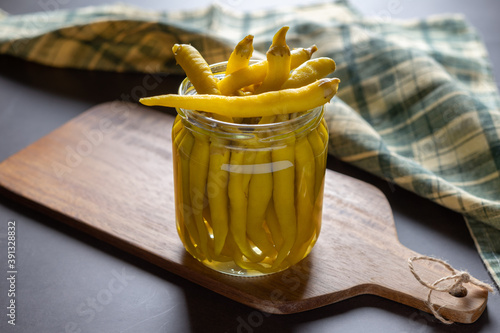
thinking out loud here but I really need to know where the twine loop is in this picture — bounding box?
[408,256,494,324]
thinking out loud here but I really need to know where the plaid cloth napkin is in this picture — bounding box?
[1,1,499,287]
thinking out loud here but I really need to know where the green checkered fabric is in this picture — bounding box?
[1,1,499,287]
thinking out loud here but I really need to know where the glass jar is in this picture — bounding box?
[171,62,329,276]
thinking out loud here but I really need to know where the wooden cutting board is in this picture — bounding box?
[0,102,489,323]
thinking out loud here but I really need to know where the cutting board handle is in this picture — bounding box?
[364,241,490,324]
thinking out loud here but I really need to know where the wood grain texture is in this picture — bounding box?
[0,101,489,323]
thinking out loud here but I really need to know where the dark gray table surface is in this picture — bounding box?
[0,1,499,332]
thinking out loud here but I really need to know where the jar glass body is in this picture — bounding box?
[171,62,329,276]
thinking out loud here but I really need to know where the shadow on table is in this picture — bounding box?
[180,286,491,333]
[0,54,182,107]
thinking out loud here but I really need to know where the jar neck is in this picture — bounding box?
[176,60,324,142]
[178,106,324,142]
